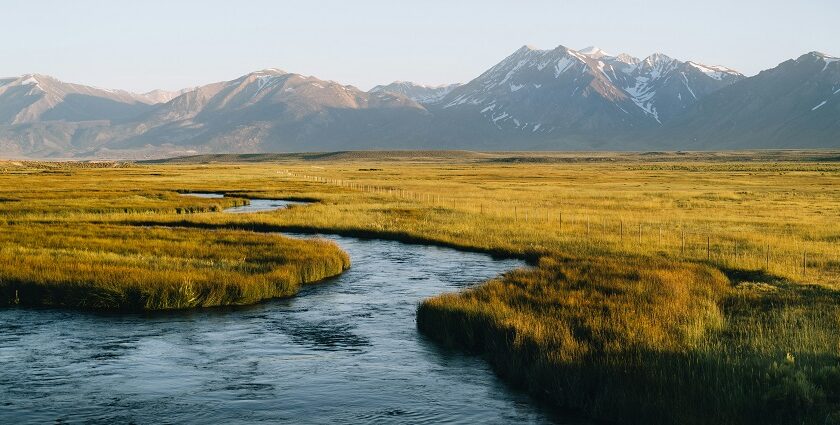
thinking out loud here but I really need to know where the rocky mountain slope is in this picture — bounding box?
[660,51,840,149]
[436,45,744,137]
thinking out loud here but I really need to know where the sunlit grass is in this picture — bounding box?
[0,153,838,422]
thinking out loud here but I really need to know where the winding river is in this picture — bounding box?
[0,196,574,424]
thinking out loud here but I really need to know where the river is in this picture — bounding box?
[0,196,574,424]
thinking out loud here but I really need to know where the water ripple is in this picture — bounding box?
[0,233,577,424]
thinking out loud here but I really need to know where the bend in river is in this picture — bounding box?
[0,196,578,424]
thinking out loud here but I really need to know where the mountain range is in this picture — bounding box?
[1,45,838,158]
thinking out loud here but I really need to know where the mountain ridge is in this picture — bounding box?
[0,45,837,158]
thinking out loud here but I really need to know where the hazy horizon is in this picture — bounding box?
[2,0,838,93]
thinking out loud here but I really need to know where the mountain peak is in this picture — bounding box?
[579,46,611,58]
[686,61,743,80]
[370,81,460,104]
[614,53,641,65]
[3,74,54,91]
[517,45,539,53]
[19,74,43,85]
[796,51,838,62]
[796,51,840,71]
[806,51,835,59]
[252,68,288,76]
[644,53,675,64]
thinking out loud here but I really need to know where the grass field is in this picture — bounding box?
[1,151,838,423]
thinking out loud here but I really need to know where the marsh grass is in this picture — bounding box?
[0,223,349,309]
[417,256,840,424]
[1,154,838,422]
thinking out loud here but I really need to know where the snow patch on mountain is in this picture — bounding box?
[20,76,40,86]
[438,43,744,130]
[554,57,577,77]
[579,46,611,59]
[615,53,641,66]
[680,73,697,99]
[687,62,741,80]
[822,55,840,71]
[624,78,660,123]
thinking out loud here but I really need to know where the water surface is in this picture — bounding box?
[180,193,308,213]
[0,199,576,424]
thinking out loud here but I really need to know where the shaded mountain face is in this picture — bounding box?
[661,52,840,149]
[369,82,461,104]
[437,45,744,137]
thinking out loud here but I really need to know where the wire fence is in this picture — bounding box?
[278,170,829,283]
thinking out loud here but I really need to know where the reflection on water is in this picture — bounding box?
[181,193,224,199]
[180,193,307,213]
[0,204,581,424]
[224,199,307,213]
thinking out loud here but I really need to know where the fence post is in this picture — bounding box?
[765,244,770,270]
[707,235,710,261]
[620,220,624,242]
[802,250,807,277]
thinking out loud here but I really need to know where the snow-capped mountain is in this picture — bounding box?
[605,51,744,123]
[0,46,838,158]
[438,45,744,135]
[369,82,461,104]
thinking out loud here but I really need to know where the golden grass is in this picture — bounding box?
[1,153,838,422]
[0,222,349,309]
[0,165,350,309]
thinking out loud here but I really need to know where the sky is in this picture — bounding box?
[2,0,838,93]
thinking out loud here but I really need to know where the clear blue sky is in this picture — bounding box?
[3,0,837,92]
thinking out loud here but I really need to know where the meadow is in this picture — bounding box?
[0,162,349,309]
[1,151,838,423]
